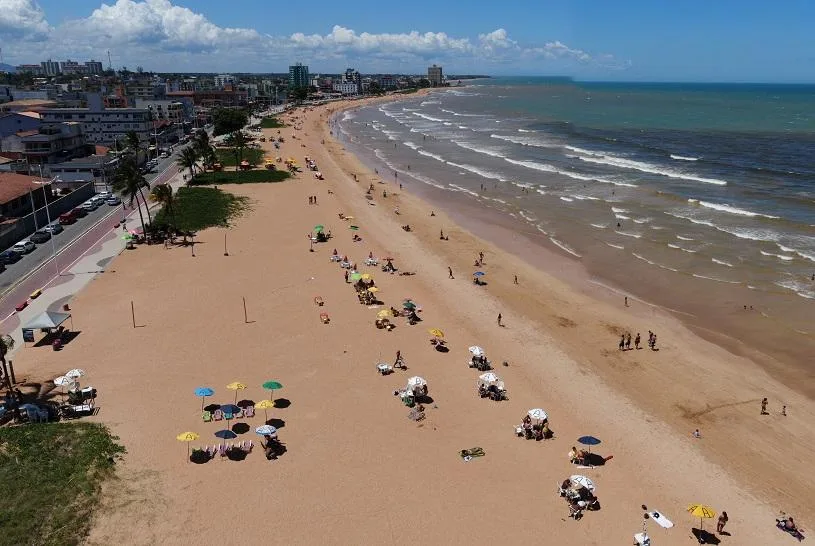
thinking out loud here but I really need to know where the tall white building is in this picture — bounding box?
[214,74,235,89]
[39,93,151,146]
[428,64,443,86]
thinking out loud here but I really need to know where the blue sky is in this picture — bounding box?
[2,0,814,81]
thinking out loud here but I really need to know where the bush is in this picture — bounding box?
[260,117,286,129]
[154,186,250,231]
[189,170,290,185]
[215,147,264,166]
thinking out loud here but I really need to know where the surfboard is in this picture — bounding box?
[650,510,674,528]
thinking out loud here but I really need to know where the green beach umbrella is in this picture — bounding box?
[262,380,283,402]
[349,225,359,231]
[350,272,362,282]
[314,225,324,232]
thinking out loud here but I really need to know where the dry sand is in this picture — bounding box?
[10,93,813,545]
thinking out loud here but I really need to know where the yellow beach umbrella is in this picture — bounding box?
[367,286,379,293]
[377,309,391,319]
[687,504,716,531]
[176,431,200,462]
[428,328,444,338]
[255,399,276,422]
[360,273,372,280]
[226,381,247,403]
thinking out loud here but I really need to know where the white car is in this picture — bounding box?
[82,200,98,211]
[43,223,64,235]
[11,240,36,254]
[106,195,122,206]
[159,152,168,158]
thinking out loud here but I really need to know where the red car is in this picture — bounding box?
[15,301,28,312]
[59,212,76,225]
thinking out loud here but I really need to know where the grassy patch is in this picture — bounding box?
[0,423,126,546]
[259,116,286,129]
[215,147,264,167]
[189,169,290,186]
[155,186,250,231]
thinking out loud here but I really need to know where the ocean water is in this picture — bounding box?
[336,79,815,310]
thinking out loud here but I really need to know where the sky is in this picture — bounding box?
[1,0,814,82]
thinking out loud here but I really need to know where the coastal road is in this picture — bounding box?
[0,156,181,325]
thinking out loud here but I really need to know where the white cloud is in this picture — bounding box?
[0,0,627,74]
[0,0,51,37]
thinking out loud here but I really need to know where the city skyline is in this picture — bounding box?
[1,0,814,82]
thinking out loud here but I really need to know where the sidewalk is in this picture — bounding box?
[4,168,187,357]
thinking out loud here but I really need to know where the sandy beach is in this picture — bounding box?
[9,92,813,545]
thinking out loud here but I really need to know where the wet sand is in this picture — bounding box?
[8,93,813,545]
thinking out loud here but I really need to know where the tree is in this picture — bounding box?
[224,131,247,172]
[193,130,211,157]
[367,81,383,95]
[124,130,141,153]
[288,86,308,102]
[113,155,152,235]
[150,183,176,233]
[212,108,248,136]
[201,145,218,183]
[0,334,14,379]
[177,147,199,179]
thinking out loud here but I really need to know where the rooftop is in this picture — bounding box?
[0,172,48,205]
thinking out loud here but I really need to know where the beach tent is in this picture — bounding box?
[23,311,72,330]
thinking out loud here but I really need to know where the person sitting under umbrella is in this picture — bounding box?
[262,434,282,461]
[522,414,533,439]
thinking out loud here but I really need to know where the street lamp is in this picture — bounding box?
[34,166,60,278]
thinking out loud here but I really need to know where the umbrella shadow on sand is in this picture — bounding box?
[266,418,286,429]
[434,345,450,353]
[231,422,250,435]
[273,398,291,409]
[190,450,214,465]
[691,528,720,544]
[204,403,221,412]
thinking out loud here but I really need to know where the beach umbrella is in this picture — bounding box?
[468,346,485,357]
[314,225,324,232]
[361,273,372,280]
[53,376,74,387]
[65,369,85,379]
[428,328,444,338]
[194,387,214,411]
[377,310,391,319]
[403,300,417,310]
[262,380,283,403]
[349,225,359,231]
[687,504,716,531]
[214,429,238,449]
[350,272,362,282]
[528,408,548,421]
[176,431,200,461]
[569,475,595,492]
[406,376,427,390]
[226,381,247,403]
[255,425,277,437]
[578,435,602,456]
[255,399,275,421]
[367,287,379,293]
[473,271,486,277]
[478,372,501,385]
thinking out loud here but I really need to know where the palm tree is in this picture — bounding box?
[113,155,152,235]
[193,130,211,157]
[177,147,199,181]
[201,145,218,184]
[150,183,176,233]
[0,334,14,380]
[224,130,247,172]
[124,130,141,152]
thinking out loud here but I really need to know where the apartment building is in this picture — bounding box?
[39,94,150,146]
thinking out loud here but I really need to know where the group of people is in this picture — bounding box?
[617,331,658,351]
[307,195,319,205]
[519,414,551,441]
[558,479,599,520]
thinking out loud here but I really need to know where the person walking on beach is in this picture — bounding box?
[651,333,657,350]
[479,251,485,264]
[624,296,629,307]
[634,333,641,350]
[394,350,403,369]
[625,333,632,350]
[344,270,349,283]
[448,267,454,279]
[619,335,625,351]
[497,313,503,327]
[647,331,654,349]
[514,275,518,285]
[717,511,728,534]
[782,405,787,416]
[761,397,768,415]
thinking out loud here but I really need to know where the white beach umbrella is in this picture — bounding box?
[65,369,86,379]
[53,376,74,387]
[570,475,596,492]
[406,376,427,390]
[478,372,500,385]
[528,408,548,421]
[468,346,485,357]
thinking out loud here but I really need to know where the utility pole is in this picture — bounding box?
[107,50,113,71]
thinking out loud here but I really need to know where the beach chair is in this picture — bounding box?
[206,445,217,458]
[320,312,330,324]
[314,296,324,306]
[213,409,223,421]
[218,444,227,457]
[202,411,212,422]
[223,410,233,420]
[234,408,244,419]
[244,405,255,418]
[633,532,651,546]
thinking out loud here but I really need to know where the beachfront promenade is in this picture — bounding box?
[5,96,812,545]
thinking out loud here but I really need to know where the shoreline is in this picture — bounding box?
[333,97,815,400]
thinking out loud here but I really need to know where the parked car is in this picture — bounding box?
[30,230,51,244]
[11,240,36,254]
[105,195,122,206]
[71,207,87,218]
[43,223,64,235]
[82,200,98,211]
[0,262,5,273]
[0,250,22,264]
[160,152,168,158]
[59,212,76,225]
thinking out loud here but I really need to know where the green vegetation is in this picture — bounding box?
[212,108,249,136]
[112,154,152,234]
[154,187,250,231]
[215,147,264,166]
[260,117,286,129]
[0,423,126,546]
[395,87,419,94]
[189,170,290,186]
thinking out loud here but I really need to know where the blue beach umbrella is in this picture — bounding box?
[221,404,241,420]
[473,271,486,277]
[214,429,238,448]
[194,387,214,411]
[578,435,601,454]
[255,425,277,436]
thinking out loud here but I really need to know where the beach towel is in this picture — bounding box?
[460,447,485,461]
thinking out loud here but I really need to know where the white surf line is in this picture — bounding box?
[588,279,697,317]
